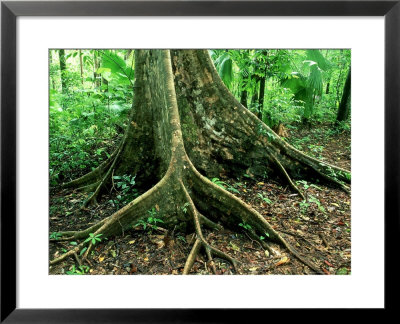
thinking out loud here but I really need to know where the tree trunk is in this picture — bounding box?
[93,51,101,88]
[58,49,67,93]
[79,50,84,85]
[258,76,266,119]
[250,76,259,111]
[51,50,350,274]
[336,68,351,123]
[240,89,248,108]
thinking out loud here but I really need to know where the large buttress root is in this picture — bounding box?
[51,49,349,275]
[172,50,350,192]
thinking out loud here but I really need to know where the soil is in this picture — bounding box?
[49,123,351,275]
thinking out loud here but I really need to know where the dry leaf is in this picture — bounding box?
[99,256,105,262]
[128,240,136,244]
[156,240,165,249]
[275,256,289,266]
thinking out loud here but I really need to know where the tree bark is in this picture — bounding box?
[336,67,351,123]
[51,50,350,274]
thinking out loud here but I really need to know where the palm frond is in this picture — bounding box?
[306,49,330,71]
[97,50,134,86]
[215,52,234,88]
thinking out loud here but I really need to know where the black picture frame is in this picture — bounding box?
[1,0,398,322]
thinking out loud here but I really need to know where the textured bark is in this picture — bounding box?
[52,50,351,274]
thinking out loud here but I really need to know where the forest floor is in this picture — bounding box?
[49,123,351,275]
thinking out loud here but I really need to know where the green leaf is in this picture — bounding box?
[96,67,111,74]
[80,247,87,256]
[336,268,349,275]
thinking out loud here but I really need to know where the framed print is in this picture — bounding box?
[1,0,399,322]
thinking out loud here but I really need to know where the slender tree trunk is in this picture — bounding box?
[51,50,350,274]
[240,88,248,108]
[58,49,67,93]
[79,50,84,85]
[336,67,351,123]
[250,76,259,110]
[93,51,101,88]
[258,76,266,120]
[49,51,56,90]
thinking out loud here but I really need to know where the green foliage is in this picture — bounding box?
[135,208,164,232]
[181,202,190,214]
[308,195,326,213]
[300,195,325,214]
[213,52,234,88]
[211,178,240,194]
[177,235,186,243]
[259,232,270,240]
[49,49,133,186]
[66,265,90,275]
[211,48,351,125]
[84,233,103,245]
[257,193,272,204]
[49,232,62,240]
[238,222,252,231]
[108,174,139,207]
[96,50,134,86]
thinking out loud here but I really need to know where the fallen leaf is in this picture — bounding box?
[156,240,165,249]
[275,256,289,266]
[229,242,241,252]
[128,240,136,244]
[155,204,160,211]
[249,267,259,272]
[324,260,333,267]
[99,256,105,262]
[264,250,270,257]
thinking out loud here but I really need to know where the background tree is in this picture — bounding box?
[58,49,67,95]
[336,67,351,124]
